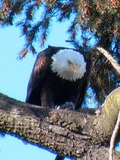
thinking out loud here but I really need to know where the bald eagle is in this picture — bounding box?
[26,46,92,109]
[26,46,92,160]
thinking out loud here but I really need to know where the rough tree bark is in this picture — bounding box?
[0,87,120,160]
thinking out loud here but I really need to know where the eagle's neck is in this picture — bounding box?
[51,49,86,81]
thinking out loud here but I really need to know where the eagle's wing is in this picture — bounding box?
[25,46,55,105]
[75,52,92,109]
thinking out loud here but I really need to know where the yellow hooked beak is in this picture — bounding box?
[68,60,80,75]
[72,64,79,74]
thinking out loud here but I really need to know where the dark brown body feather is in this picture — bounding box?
[26,46,92,109]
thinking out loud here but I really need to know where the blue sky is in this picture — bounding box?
[0,20,74,160]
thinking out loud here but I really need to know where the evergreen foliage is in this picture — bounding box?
[0,0,120,105]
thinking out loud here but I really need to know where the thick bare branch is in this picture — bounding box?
[0,88,120,159]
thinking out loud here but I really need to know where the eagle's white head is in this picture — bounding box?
[51,49,86,81]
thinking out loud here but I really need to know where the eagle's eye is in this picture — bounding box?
[68,60,73,65]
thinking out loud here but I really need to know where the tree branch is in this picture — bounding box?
[96,47,120,75]
[109,111,120,160]
[0,87,120,159]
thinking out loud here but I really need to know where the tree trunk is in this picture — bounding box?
[0,87,120,159]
